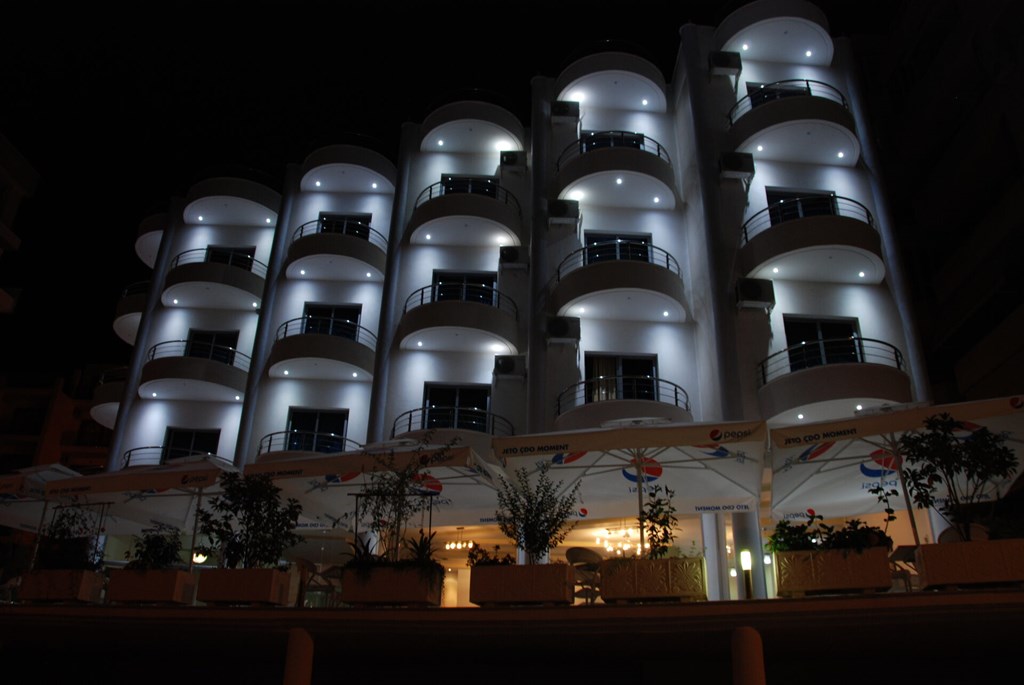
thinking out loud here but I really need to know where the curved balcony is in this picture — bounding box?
[556,131,675,210]
[406,179,523,246]
[256,431,361,461]
[554,377,693,431]
[163,249,267,310]
[756,337,912,421]
[182,177,281,227]
[739,195,885,283]
[121,446,228,470]
[285,218,387,280]
[727,80,859,166]
[300,144,397,193]
[419,100,525,154]
[90,366,127,429]
[396,284,519,353]
[114,281,149,345]
[392,406,513,457]
[135,214,165,268]
[550,241,687,322]
[266,316,376,380]
[713,0,833,66]
[555,52,668,112]
[139,340,250,402]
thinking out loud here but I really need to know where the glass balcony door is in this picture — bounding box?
[423,384,490,432]
[766,188,838,225]
[303,303,361,340]
[185,329,238,365]
[783,317,862,371]
[286,408,349,453]
[584,354,658,402]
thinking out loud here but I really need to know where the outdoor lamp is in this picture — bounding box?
[192,552,208,565]
[740,550,752,571]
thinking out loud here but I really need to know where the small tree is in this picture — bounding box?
[35,506,100,570]
[494,463,581,564]
[641,485,678,559]
[899,413,1017,541]
[125,524,184,570]
[196,472,303,568]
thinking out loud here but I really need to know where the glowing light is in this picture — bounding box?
[299,269,306,276]
[662,311,669,317]
[756,145,763,152]
[837,151,845,158]
[569,190,584,201]
[371,182,378,189]
[234,395,240,401]
[615,178,623,185]
[172,299,179,304]
[797,413,804,420]
[742,43,749,51]
[425,234,431,240]
[740,550,752,571]
[151,392,157,398]
[805,50,813,57]
[252,302,258,308]
[730,568,738,577]
[858,271,866,278]
[366,272,372,278]
[265,218,272,224]
[494,140,511,151]
[772,267,779,274]
[490,343,504,352]
[352,372,358,378]
[763,554,772,565]
[197,215,203,222]
[653,196,660,204]
[570,91,585,102]
[283,370,289,376]
[856,404,863,411]
[315,180,321,187]
[437,139,444,147]
[641,98,648,106]
[417,341,423,347]
[192,553,207,565]
[578,307,585,314]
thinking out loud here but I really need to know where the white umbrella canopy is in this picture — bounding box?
[769,395,1024,523]
[0,463,80,533]
[491,420,768,522]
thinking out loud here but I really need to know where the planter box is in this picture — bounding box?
[774,547,892,598]
[107,569,197,605]
[916,539,1024,590]
[19,569,105,604]
[469,564,575,607]
[599,557,707,603]
[196,568,291,606]
[340,566,443,607]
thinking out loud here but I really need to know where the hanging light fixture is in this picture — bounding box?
[444,527,475,551]
[595,522,650,556]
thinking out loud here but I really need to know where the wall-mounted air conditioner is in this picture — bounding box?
[720,152,755,180]
[736,278,775,310]
[500,150,526,167]
[499,245,528,270]
[546,316,581,343]
[494,354,527,376]
[551,100,580,120]
[709,51,742,76]
[547,199,580,225]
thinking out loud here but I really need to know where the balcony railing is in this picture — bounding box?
[257,431,361,456]
[728,79,849,125]
[120,281,151,298]
[757,337,905,386]
[169,249,268,278]
[403,284,518,319]
[121,446,222,469]
[741,195,875,244]
[413,179,521,213]
[275,316,377,349]
[556,376,690,416]
[98,367,128,385]
[146,340,252,373]
[391,407,514,438]
[556,131,671,171]
[291,218,388,252]
[556,240,680,281]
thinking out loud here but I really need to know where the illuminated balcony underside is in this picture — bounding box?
[713,1,833,65]
[557,151,676,210]
[113,292,145,345]
[420,102,525,153]
[740,216,884,283]
[555,53,668,111]
[266,334,374,380]
[555,401,693,432]
[139,357,248,402]
[89,380,124,429]
[396,303,518,353]
[284,233,386,280]
[758,364,912,424]
[182,179,280,226]
[730,102,860,167]
[552,262,687,322]
[162,263,264,310]
[134,214,165,268]
[407,195,522,246]
[300,145,397,193]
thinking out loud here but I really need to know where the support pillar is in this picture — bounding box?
[283,627,314,685]
[731,626,766,685]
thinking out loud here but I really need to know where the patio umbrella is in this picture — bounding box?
[491,420,768,548]
[769,395,1024,544]
[0,463,80,533]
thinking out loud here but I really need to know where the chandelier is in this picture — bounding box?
[595,524,650,556]
[444,526,475,551]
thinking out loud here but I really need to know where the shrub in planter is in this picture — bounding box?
[21,507,104,604]
[340,530,444,606]
[107,525,195,605]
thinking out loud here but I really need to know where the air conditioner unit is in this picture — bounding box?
[546,316,581,343]
[500,150,526,167]
[709,51,742,76]
[494,354,527,376]
[499,245,528,270]
[720,152,755,180]
[736,278,775,310]
[551,100,580,120]
[547,199,580,225]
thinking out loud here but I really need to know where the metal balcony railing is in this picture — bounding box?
[120,281,151,298]
[556,240,680,281]
[556,376,691,416]
[413,179,521,213]
[121,446,222,469]
[98,367,128,385]
[727,79,849,125]
[741,195,876,244]
[169,249,268,278]
[757,337,905,386]
[257,431,361,456]
[556,131,671,171]
[291,218,388,252]
[403,284,518,319]
[275,316,377,349]
[146,340,252,372]
[391,407,514,438]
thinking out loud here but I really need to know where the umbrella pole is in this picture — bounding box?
[28,499,50,572]
[884,433,922,547]
[189,488,204,572]
[634,453,646,556]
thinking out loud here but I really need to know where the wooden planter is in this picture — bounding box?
[19,569,105,604]
[774,547,892,598]
[196,568,291,606]
[599,556,707,603]
[107,569,197,605]
[340,566,443,607]
[469,564,575,607]
[916,539,1024,590]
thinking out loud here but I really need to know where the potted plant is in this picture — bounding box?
[106,524,196,604]
[766,509,893,598]
[599,486,708,603]
[20,506,105,604]
[340,529,445,607]
[469,464,580,607]
[896,413,1024,589]
[194,471,303,606]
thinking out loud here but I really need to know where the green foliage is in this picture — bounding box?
[765,510,892,554]
[36,506,99,570]
[494,463,581,564]
[899,413,1017,541]
[196,472,303,569]
[124,525,183,570]
[641,485,678,559]
[466,544,515,567]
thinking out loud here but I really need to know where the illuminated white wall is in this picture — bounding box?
[121,401,243,460]
[168,223,274,266]
[248,379,373,456]
[382,351,496,434]
[145,307,259,356]
[394,245,501,305]
[732,61,841,106]
[576,109,673,153]
[270,279,383,335]
[290,191,393,234]
[744,160,876,219]
[405,150,505,212]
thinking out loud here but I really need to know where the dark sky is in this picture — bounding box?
[0,1,893,379]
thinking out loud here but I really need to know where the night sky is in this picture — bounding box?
[0,1,894,380]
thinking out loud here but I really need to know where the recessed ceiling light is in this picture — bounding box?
[858,271,866,278]
[416,341,423,347]
[756,145,763,152]
[578,307,586,314]
[299,269,306,275]
[653,196,660,204]
[425,234,431,240]
[571,91,585,102]
[366,272,372,278]
[641,99,648,106]
[265,218,272,224]
[352,372,358,378]
[837,151,845,158]
[252,302,258,308]
[283,370,289,375]
[662,311,669,317]
[172,298,179,304]
[494,140,510,151]
[315,180,321,187]
[615,178,623,185]
[856,404,863,411]
[569,190,584,201]
[806,50,813,57]
[437,139,444,147]
[772,267,779,274]
[197,215,203,222]
[490,343,503,352]
[797,413,804,420]
[235,395,241,401]
[151,392,157,398]
[371,182,378,189]
[742,43,749,51]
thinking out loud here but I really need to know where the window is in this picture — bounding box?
[303,303,361,340]
[205,245,255,272]
[432,271,496,306]
[765,188,838,225]
[163,427,220,462]
[746,81,810,109]
[185,329,238,365]
[583,232,651,265]
[423,384,490,432]
[441,175,497,198]
[584,354,658,402]
[287,408,349,453]
[318,212,371,240]
[783,316,862,371]
[580,130,644,153]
